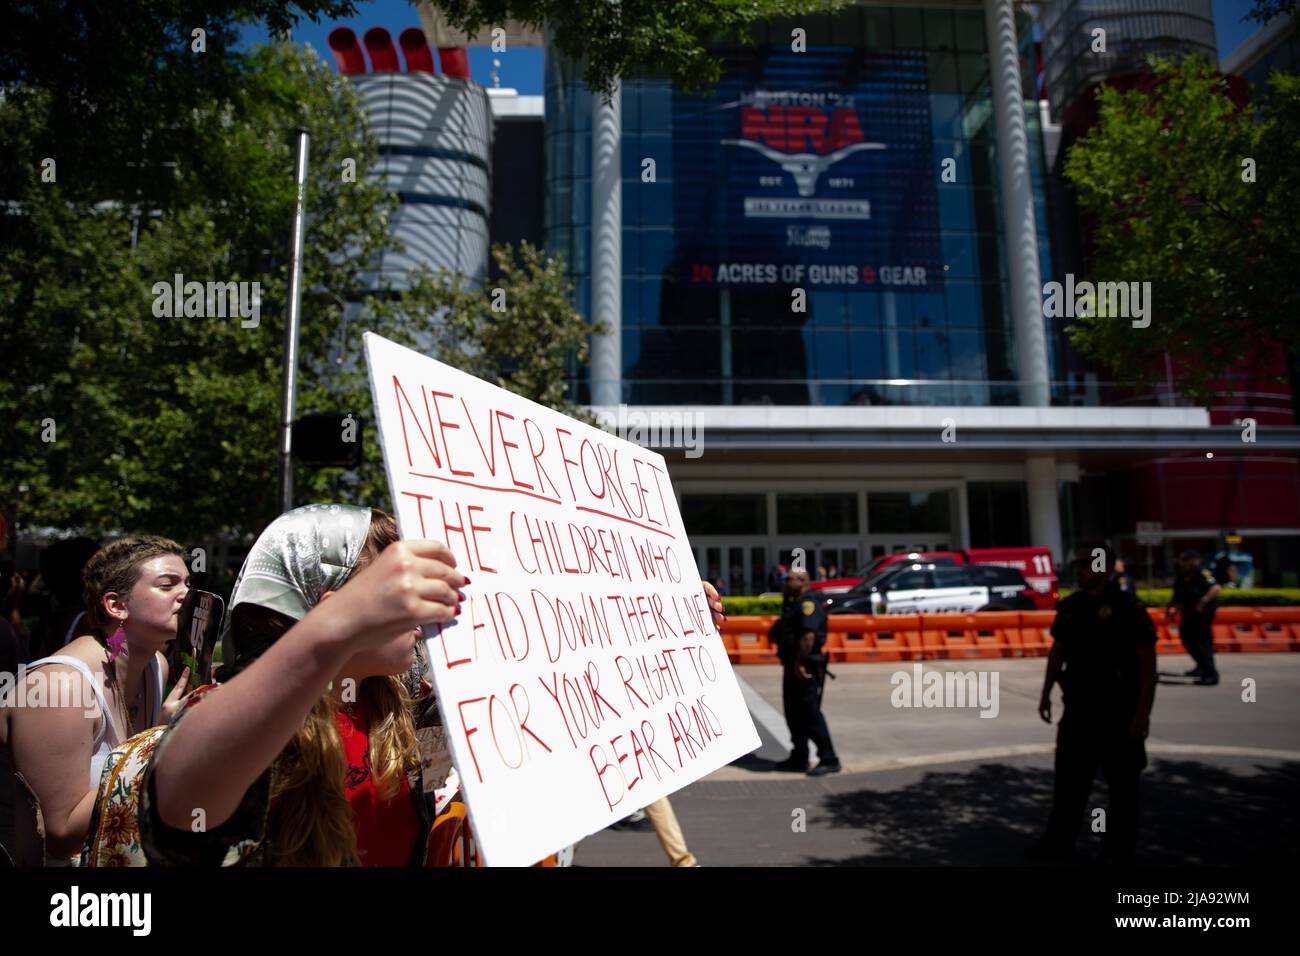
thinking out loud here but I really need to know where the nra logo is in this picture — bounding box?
[724,105,885,196]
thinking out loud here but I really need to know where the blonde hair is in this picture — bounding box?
[251,509,419,866]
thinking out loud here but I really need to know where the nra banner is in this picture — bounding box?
[364,333,761,866]
[672,47,942,292]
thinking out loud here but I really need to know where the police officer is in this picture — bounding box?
[1169,549,1221,685]
[769,568,841,776]
[1029,542,1157,865]
[1113,557,1136,594]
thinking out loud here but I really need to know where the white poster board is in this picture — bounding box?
[364,332,760,866]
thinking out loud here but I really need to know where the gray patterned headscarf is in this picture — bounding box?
[220,503,374,665]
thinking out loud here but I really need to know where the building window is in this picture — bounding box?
[868,490,952,534]
[968,481,1029,548]
[681,494,768,535]
[776,493,859,534]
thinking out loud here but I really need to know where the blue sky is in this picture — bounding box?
[237,0,543,92]
[1214,0,1272,60]
[238,0,1275,93]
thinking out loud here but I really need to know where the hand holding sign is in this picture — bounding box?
[702,579,726,627]
[329,538,466,648]
[364,332,760,867]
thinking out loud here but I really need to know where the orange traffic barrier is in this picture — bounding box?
[1149,608,1181,651]
[869,614,924,661]
[719,607,1300,663]
[920,613,979,659]
[971,611,1023,658]
[1211,606,1259,652]
[832,614,921,662]
[1213,606,1295,653]
[725,615,780,665]
[1016,611,1055,656]
[915,612,1017,659]
[1264,607,1300,650]
[831,615,873,662]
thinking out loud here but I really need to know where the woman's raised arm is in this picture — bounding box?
[151,539,464,830]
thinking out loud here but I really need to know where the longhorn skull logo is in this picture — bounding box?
[722,139,887,196]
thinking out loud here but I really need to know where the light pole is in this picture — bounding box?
[279,128,310,513]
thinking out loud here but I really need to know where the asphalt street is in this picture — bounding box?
[577,652,1300,866]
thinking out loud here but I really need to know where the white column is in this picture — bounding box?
[984,0,1050,407]
[1025,453,1063,567]
[882,291,900,379]
[591,84,622,406]
[720,288,734,404]
[956,482,972,549]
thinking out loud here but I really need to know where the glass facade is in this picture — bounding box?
[967,480,1030,547]
[545,4,1058,406]
[777,493,860,535]
[867,490,952,535]
[1240,21,1299,91]
[680,485,964,594]
[1041,0,1218,120]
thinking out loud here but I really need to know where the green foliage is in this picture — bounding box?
[7,0,843,544]
[1,2,358,207]
[2,24,594,542]
[721,596,783,616]
[2,39,398,540]
[1130,588,1300,607]
[429,0,853,99]
[1062,56,1300,405]
[413,242,604,424]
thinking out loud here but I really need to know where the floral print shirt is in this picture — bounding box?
[82,666,436,867]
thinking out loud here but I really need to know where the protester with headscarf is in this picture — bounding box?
[82,504,462,866]
[80,503,728,866]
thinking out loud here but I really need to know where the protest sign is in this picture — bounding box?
[364,332,761,866]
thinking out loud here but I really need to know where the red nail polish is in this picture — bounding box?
[455,606,462,616]
[463,576,472,585]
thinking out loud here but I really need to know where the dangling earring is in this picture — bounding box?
[107,621,128,662]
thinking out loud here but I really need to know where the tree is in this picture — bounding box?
[1,39,401,541]
[2,41,596,543]
[0,2,359,210]
[428,0,853,99]
[413,242,606,425]
[0,1,659,545]
[1061,56,1300,405]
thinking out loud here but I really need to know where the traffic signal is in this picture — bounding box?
[293,412,363,467]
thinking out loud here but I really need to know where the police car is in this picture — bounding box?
[824,562,1037,615]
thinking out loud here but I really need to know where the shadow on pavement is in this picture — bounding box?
[808,759,1300,866]
[730,752,784,772]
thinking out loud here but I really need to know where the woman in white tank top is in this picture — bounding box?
[2,536,192,865]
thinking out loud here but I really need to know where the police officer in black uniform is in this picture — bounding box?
[1169,549,1221,685]
[1028,542,1157,864]
[769,567,841,776]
